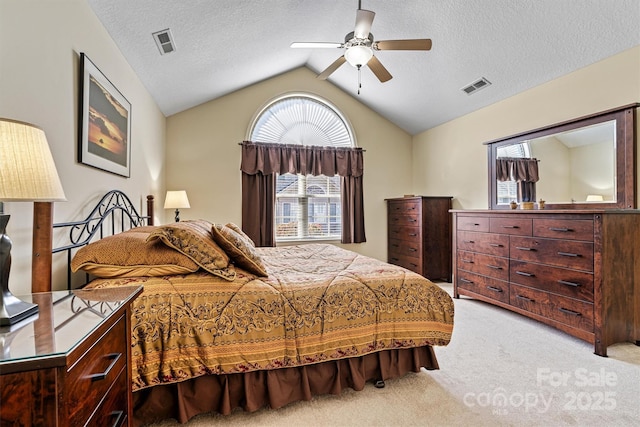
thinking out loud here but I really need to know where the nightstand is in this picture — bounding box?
[0,285,142,426]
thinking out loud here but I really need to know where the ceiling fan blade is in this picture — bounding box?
[291,42,343,49]
[374,39,432,51]
[367,55,392,82]
[354,9,375,39]
[317,56,347,80]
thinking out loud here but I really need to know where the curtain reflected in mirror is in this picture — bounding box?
[495,157,539,203]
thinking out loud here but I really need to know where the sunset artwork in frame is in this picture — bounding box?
[78,53,131,177]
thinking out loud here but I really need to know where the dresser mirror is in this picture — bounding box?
[487,104,637,210]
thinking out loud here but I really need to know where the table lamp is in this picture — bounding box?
[0,118,66,326]
[164,190,190,222]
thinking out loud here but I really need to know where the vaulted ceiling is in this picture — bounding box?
[88,0,640,135]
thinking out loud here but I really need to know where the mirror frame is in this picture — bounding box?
[486,104,638,210]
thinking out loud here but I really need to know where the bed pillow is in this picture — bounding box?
[211,223,268,277]
[147,220,236,281]
[71,226,200,278]
[225,222,255,247]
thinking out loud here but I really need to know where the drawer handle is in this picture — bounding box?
[460,278,474,284]
[516,247,536,251]
[557,251,580,258]
[86,352,121,382]
[461,259,474,264]
[558,307,581,316]
[472,223,481,226]
[515,271,535,277]
[410,263,418,268]
[391,257,400,262]
[392,244,399,248]
[489,243,503,248]
[516,295,534,302]
[409,248,418,252]
[486,286,503,293]
[486,265,503,270]
[549,227,573,232]
[558,280,581,287]
[463,240,475,244]
[408,233,418,237]
[409,219,417,222]
[110,410,125,427]
[502,225,520,229]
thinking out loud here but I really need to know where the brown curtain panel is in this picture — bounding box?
[241,141,366,245]
[496,157,539,202]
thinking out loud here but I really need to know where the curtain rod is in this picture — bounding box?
[237,142,365,151]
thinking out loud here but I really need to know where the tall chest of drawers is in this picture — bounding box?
[386,196,452,281]
[452,210,640,356]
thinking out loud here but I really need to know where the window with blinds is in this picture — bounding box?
[249,94,354,241]
[496,142,531,204]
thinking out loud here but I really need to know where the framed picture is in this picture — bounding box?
[79,53,131,177]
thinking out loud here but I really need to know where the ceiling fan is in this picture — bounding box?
[290,1,432,88]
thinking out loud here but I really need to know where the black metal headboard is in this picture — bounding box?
[52,190,155,290]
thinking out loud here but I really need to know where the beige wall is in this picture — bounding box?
[412,46,640,209]
[0,0,166,295]
[166,67,413,261]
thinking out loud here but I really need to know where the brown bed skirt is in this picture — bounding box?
[133,345,439,425]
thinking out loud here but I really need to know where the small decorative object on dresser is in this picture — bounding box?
[386,196,453,281]
[452,210,640,356]
[0,286,142,426]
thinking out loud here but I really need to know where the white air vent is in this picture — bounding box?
[461,77,491,95]
[152,29,176,55]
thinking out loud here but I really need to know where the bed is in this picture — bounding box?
[51,190,454,425]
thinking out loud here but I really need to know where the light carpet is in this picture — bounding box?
[149,282,640,426]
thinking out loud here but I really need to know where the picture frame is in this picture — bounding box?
[78,53,131,177]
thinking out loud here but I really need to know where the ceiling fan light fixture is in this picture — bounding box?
[345,45,373,68]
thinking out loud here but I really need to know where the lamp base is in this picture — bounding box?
[0,293,39,326]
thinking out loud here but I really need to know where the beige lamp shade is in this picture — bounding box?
[0,118,66,202]
[586,194,604,202]
[164,190,190,209]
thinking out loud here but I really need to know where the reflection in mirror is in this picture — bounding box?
[495,121,616,205]
[487,104,637,210]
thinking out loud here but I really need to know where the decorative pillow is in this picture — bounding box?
[211,223,268,277]
[225,222,255,247]
[147,220,236,281]
[71,226,200,278]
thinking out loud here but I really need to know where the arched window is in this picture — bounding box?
[496,142,531,204]
[249,94,355,241]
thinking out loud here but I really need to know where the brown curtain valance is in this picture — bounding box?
[240,141,364,177]
[496,157,539,183]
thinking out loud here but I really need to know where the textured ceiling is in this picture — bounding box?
[87,0,640,135]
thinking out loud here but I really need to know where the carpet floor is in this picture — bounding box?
[148,282,640,426]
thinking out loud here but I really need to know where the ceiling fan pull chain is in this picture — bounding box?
[357,65,362,95]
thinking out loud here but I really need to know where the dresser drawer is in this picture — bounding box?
[457,231,509,257]
[85,368,128,427]
[388,200,421,214]
[489,217,532,235]
[533,219,594,242]
[457,250,509,281]
[67,315,127,426]
[388,224,421,242]
[510,260,594,302]
[389,253,422,274]
[456,216,489,232]
[388,212,421,227]
[510,284,594,331]
[510,236,594,272]
[457,270,509,303]
[389,238,421,257]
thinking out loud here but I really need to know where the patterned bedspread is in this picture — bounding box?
[86,244,454,391]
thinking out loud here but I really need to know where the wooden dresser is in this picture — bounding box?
[0,286,142,426]
[452,210,640,356]
[386,196,453,281]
